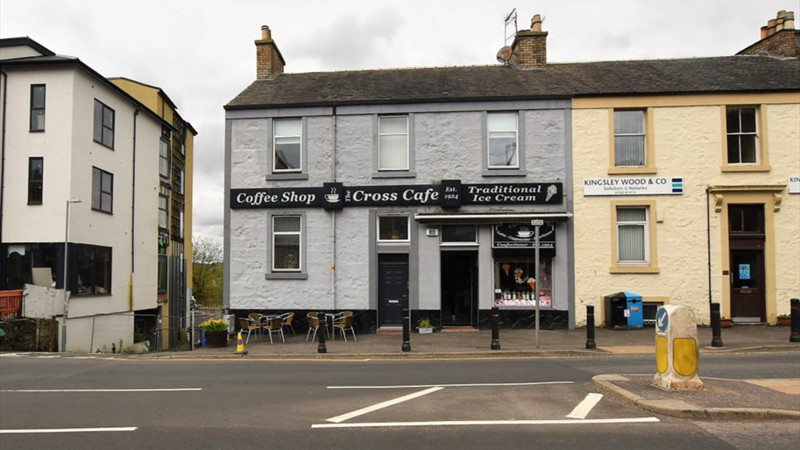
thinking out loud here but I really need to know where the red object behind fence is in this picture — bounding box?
[0,290,23,320]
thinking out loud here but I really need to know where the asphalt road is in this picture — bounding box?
[0,352,798,449]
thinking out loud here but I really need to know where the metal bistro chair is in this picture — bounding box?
[306,312,320,342]
[279,312,296,336]
[333,314,357,342]
[239,317,260,344]
[262,316,285,344]
[249,313,265,337]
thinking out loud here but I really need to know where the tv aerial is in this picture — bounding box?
[498,8,518,65]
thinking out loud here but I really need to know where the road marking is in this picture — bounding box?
[0,427,138,434]
[326,387,443,423]
[328,381,574,389]
[566,393,603,419]
[0,388,202,393]
[312,417,660,429]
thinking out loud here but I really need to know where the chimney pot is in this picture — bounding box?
[785,11,795,30]
[531,14,542,32]
[760,26,768,39]
[767,18,777,35]
[776,18,784,32]
[261,25,271,41]
[777,10,787,19]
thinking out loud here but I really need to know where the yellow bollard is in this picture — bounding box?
[235,331,248,356]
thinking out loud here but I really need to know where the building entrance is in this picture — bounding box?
[378,254,409,327]
[728,204,766,322]
[440,251,478,327]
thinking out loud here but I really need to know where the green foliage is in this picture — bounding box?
[418,317,432,329]
[192,235,223,305]
[199,319,228,332]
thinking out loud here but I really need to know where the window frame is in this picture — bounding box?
[158,194,169,230]
[725,106,760,166]
[93,99,115,150]
[272,117,303,174]
[720,104,770,172]
[377,214,411,244]
[73,244,112,296]
[613,109,647,167]
[158,254,168,294]
[270,215,303,273]
[609,200,659,273]
[28,157,44,205]
[608,108,657,175]
[29,84,46,132]
[440,225,478,246]
[159,137,170,180]
[486,111,520,169]
[616,206,649,264]
[91,167,114,214]
[378,115,410,171]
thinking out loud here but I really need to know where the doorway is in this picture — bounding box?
[440,251,478,327]
[728,205,766,322]
[378,254,409,327]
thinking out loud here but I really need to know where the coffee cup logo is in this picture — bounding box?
[325,186,340,203]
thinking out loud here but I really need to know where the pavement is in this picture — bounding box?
[172,324,799,360]
[1,352,799,449]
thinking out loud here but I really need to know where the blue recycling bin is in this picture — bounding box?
[625,293,643,328]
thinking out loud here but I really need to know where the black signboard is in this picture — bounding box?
[230,181,563,209]
[492,223,555,249]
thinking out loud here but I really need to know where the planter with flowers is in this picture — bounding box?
[200,319,229,348]
[417,317,434,334]
[777,314,791,326]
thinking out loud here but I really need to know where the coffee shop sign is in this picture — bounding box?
[231,181,563,209]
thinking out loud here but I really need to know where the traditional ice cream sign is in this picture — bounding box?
[231,180,563,209]
[583,176,684,196]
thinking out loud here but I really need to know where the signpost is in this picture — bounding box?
[531,219,544,349]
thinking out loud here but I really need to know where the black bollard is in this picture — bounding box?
[586,305,597,349]
[710,302,723,347]
[401,309,411,352]
[318,312,327,354]
[491,306,501,350]
[791,299,800,343]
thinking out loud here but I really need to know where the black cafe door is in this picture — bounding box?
[728,205,767,322]
[378,254,409,327]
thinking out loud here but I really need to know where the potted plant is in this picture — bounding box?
[777,314,791,326]
[418,317,434,334]
[200,319,229,347]
[720,317,733,328]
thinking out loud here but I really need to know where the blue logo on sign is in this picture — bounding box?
[656,308,669,332]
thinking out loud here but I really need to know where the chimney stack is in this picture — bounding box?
[255,25,286,79]
[737,10,799,57]
[511,13,548,68]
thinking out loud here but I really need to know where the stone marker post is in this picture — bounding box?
[653,305,704,390]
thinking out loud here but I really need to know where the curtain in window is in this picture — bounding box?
[379,117,408,170]
[617,208,646,262]
[614,111,645,166]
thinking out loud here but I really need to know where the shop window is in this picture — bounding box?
[726,107,759,165]
[76,244,112,296]
[28,157,43,204]
[378,215,410,242]
[441,225,477,245]
[91,167,113,214]
[487,112,518,169]
[158,195,168,229]
[272,215,302,271]
[494,259,553,308]
[4,243,59,290]
[616,207,649,263]
[30,84,46,132]
[378,116,409,171]
[614,110,646,167]
[273,118,302,172]
[93,99,115,149]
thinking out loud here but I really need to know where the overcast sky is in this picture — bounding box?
[1,0,792,243]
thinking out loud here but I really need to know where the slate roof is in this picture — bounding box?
[225,55,800,109]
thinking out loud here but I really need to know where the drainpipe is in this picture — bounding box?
[706,188,713,320]
[131,109,139,311]
[331,105,337,311]
[0,70,8,283]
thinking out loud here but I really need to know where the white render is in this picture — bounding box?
[1,51,163,351]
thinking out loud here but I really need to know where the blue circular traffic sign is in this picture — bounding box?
[656,308,669,332]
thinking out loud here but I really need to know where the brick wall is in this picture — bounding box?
[256,40,284,79]
[738,30,800,57]
[512,31,548,68]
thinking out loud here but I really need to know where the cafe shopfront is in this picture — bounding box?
[230,180,572,331]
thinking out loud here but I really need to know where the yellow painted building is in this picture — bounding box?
[572,93,800,326]
[110,77,197,348]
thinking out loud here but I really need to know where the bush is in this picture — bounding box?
[199,319,228,332]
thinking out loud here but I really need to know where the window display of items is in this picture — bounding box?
[494,260,552,308]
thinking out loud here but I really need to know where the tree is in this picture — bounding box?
[192,235,223,305]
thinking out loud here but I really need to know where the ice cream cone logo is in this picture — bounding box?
[545,184,558,202]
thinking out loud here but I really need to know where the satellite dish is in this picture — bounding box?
[496,46,513,63]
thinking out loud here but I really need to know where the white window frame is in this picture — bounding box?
[271,215,302,272]
[613,109,647,167]
[273,118,302,173]
[440,225,478,246]
[726,106,760,165]
[377,214,411,243]
[487,112,519,169]
[616,206,649,264]
[179,211,184,239]
[178,169,184,195]
[378,115,409,171]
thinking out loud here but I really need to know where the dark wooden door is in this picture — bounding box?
[378,255,409,326]
[441,251,478,327]
[730,249,766,321]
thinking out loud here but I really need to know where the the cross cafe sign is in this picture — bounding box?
[231,180,563,209]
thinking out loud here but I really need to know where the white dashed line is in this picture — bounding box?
[0,427,138,434]
[1,388,202,393]
[312,417,661,429]
[327,381,574,389]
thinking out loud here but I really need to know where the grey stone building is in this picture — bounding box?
[224,22,577,330]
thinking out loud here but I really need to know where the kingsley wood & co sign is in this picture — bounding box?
[231,180,563,209]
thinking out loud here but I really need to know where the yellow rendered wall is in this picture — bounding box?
[110,79,159,113]
[572,95,800,326]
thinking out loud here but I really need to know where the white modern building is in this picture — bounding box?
[0,37,178,352]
